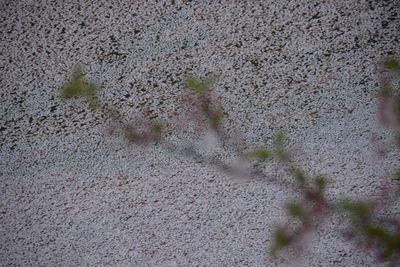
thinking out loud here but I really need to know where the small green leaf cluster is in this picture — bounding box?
[339,199,370,222]
[244,131,289,164]
[123,120,162,145]
[270,168,328,256]
[59,64,99,109]
[382,58,400,72]
[244,148,271,162]
[363,225,400,261]
[270,227,290,257]
[289,167,327,194]
[339,199,400,262]
[208,105,225,130]
[377,82,394,97]
[183,73,218,95]
[290,167,306,186]
[377,57,400,97]
[183,73,225,130]
[286,201,303,218]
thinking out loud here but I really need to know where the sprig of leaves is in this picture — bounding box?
[244,131,288,164]
[270,165,329,256]
[59,64,100,109]
[208,105,225,130]
[270,227,290,257]
[381,58,400,72]
[58,58,400,264]
[183,73,218,95]
[339,199,400,263]
[244,148,271,162]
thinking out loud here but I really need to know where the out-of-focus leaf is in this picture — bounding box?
[209,105,225,130]
[245,148,271,162]
[382,58,400,72]
[364,225,389,241]
[377,82,393,97]
[270,228,290,257]
[274,131,285,147]
[183,73,217,94]
[124,126,140,143]
[286,202,303,218]
[363,224,400,261]
[290,166,307,186]
[60,65,95,97]
[314,175,327,192]
[60,65,100,109]
[340,199,370,221]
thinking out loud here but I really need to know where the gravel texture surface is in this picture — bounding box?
[1,0,400,266]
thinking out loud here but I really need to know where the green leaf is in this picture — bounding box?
[362,224,400,261]
[339,199,370,221]
[364,225,389,241]
[377,82,393,97]
[286,202,303,218]
[383,235,400,261]
[184,75,204,93]
[183,73,217,94]
[274,131,285,147]
[270,228,290,257]
[245,148,271,162]
[60,65,99,103]
[382,57,400,72]
[289,167,307,186]
[314,175,326,192]
[208,105,225,130]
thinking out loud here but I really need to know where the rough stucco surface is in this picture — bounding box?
[1,0,400,266]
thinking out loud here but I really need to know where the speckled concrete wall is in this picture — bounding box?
[1,0,399,266]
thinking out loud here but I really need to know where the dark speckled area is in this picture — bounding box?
[1,0,400,266]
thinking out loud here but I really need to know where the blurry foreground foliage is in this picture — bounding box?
[382,57,400,72]
[59,65,100,109]
[58,57,400,264]
[183,73,218,95]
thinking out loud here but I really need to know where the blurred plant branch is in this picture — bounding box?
[58,57,400,264]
